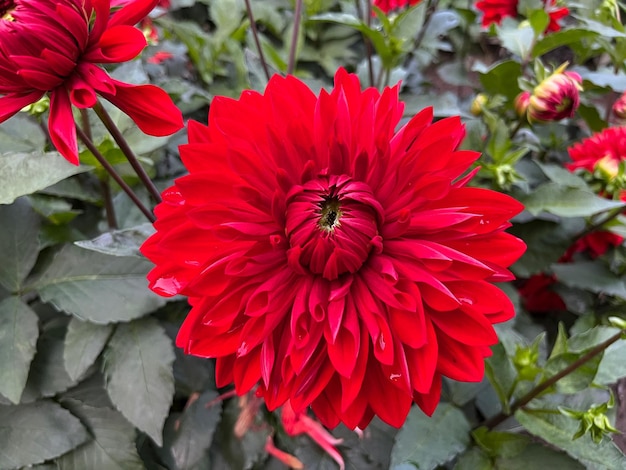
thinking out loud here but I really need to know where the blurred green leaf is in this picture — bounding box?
[595,339,626,385]
[63,318,113,382]
[103,318,175,446]
[494,443,584,469]
[389,403,470,470]
[532,29,598,57]
[0,152,91,205]
[544,352,602,393]
[0,114,46,153]
[453,447,493,470]
[57,401,143,470]
[552,262,626,299]
[497,23,535,59]
[32,244,166,324]
[162,390,222,470]
[485,343,517,412]
[0,297,39,403]
[0,198,41,292]
[478,60,522,101]
[472,427,530,458]
[521,183,626,217]
[0,400,88,469]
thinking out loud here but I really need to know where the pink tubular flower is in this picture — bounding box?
[374,0,421,13]
[528,66,582,123]
[141,69,526,430]
[0,0,183,165]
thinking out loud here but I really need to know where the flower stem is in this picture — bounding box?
[574,206,625,243]
[81,109,117,229]
[244,0,271,81]
[355,0,375,87]
[287,0,304,75]
[75,125,156,223]
[92,101,162,203]
[483,329,624,430]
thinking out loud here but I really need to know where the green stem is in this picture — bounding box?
[81,109,117,229]
[92,101,162,203]
[287,0,304,75]
[75,125,156,223]
[244,0,271,81]
[483,330,624,430]
[575,206,625,243]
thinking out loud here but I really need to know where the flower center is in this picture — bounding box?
[0,0,16,20]
[285,176,384,280]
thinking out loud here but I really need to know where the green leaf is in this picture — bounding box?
[162,390,223,470]
[0,400,89,469]
[0,198,41,292]
[32,244,166,324]
[0,114,46,153]
[494,443,584,469]
[485,343,517,412]
[74,223,155,258]
[578,102,608,132]
[595,339,626,385]
[103,318,175,446]
[478,60,522,101]
[516,407,626,469]
[473,427,531,458]
[57,402,143,470]
[0,297,39,403]
[532,29,598,57]
[534,162,589,189]
[389,403,471,470]
[551,262,626,299]
[521,183,626,217]
[497,23,535,59]
[453,447,493,470]
[543,352,602,393]
[63,318,113,382]
[0,152,91,205]
[528,9,549,35]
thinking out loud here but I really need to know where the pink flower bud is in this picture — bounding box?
[612,92,626,120]
[514,91,531,118]
[528,67,582,122]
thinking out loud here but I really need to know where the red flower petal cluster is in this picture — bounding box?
[374,0,421,13]
[476,0,568,32]
[567,127,626,178]
[0,0,183,164]
[141,69,526,429]
[518,273,566,314]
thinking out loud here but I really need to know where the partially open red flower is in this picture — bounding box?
[567,127,626,178]
[476,0,568,32]
[141,69,526,429]
[528,66,582,123]
[0,0,183,164]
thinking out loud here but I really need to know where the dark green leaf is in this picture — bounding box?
[552,262,626,299]
[497,23,535,58]
[0,152,91,205]
[494,443,584,469]
[595,339,626,385]
[578,102,608,132]
[162,390,223,470]
[0,198,41,292]
[521,183,626,217]
[0,400,88,469]
[484,344,517,412]
[478,60,522,101]
[63,318,114,382]
[532,29,598,57]
[57,401,143,470]
[516,407,626,468]
[0,296,39,403]
[472,427,531,458]
[32,244,166,324]
[389,403,470,470]
[544,352,602,393]
[0,114,46,154]
[103,318,175,446]
[454,447,493,470]
[74,223,155,258]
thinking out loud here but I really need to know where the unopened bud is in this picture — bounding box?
[528,64,583,122]
[612,92,626,120]
[514,91,531,118]
[471,94,488,116]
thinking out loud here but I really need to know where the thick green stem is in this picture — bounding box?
[483,330,624,430]
[93,101,162,203]
[75,125,156,223]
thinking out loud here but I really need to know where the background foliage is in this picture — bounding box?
[2,0,626,468]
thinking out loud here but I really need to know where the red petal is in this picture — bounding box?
[48,88,79,165]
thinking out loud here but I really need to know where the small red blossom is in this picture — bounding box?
[613,92,626,120]
[528,67,582,123]
[476,0,568,32]
[374,0,421,13]
[514,91,531,118]
[0,0,183,165]
[147,51,174,64]
[141,69,526,429]
[518,273,566,314]
[564,231,624,259]
[567,127,626,178]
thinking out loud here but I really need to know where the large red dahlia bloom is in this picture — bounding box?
[141,69,526,429]
[0,0,183,164]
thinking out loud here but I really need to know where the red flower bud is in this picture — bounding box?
[612,92,626,120]
[528,66,582,122]
[514,91,531,118]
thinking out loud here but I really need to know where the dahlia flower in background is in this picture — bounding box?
[476,0,568,32]
[518,273,566,314]
[612,92,626,120]
[0,0,183,165]
[567,126,626,178]
[141,69,526,429]
[527,65,582,123]
[374,0,421,13]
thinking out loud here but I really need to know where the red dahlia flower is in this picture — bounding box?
[374,0,421,13]
[613,92,626,120]
[518,273,566,314]
[528,66,582,123]
[141,69,526,429]
[567,127,626,178]
[0,0,183,165]
[476,0,568,32]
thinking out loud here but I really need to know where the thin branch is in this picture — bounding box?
[93,101,162,203]
[244,0,271,81]
[356,0,375,87]
[483,330,624,430]
[76,125,156,223]
[287,0,304,75]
